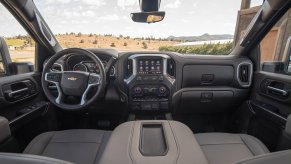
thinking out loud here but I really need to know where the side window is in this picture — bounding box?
[0,3,35,76]
[259,8,291,75]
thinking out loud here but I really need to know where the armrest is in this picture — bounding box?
[235,150,291,164]
[0,116,11,143]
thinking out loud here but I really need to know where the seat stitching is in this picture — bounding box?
[25,133,52,154]
[49,141,102,143]
[199,143,245,146]
[40,132,55,155]
[239,135,255,156]
[92,131,105,164]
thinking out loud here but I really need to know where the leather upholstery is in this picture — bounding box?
[235,150,291,164]
[24,129,111,164]
[196,133,269,164]
[0,153,72,164]
[0,116,11,143]
[99,120,209,164]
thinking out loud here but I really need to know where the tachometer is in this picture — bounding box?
[73,63,88,72]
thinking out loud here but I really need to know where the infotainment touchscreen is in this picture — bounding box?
[137,58,163,74]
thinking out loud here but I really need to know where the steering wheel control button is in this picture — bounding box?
[89,75,100,84]
[46,73,61,82]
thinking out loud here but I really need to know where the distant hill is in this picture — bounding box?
[167,33,234,42]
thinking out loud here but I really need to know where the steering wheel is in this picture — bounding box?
[41,48,106,111]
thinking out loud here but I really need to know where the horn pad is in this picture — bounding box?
[60,72,89,96]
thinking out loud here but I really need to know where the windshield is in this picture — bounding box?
[22,0,264,54]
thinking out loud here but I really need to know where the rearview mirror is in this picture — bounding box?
[131,11,165,23]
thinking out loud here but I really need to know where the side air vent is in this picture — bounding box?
[126,59,133,77]
[237,62,253,87]
[167,59,175,77]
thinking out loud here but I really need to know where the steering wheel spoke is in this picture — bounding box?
[80,73,101,105]
[44,72,64,104]
[88,73,101,85]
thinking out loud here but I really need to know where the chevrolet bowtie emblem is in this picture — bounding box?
[68,77,77,81]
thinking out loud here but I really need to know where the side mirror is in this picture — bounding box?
[262,61,285,73]
[283,36,291,73]
[131,11,165,23]
[8,62,34,75]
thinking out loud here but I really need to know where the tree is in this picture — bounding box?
[89,33,93,37]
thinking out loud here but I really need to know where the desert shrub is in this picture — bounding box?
[76,32,82,37]
[159,42,233,55]
[123,42,128,46]
[110,42,116,47]
[142,41,148,49]
[80,39,84,43]
[93,39,98,44]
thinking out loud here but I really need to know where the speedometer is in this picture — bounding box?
[73,63,88,72]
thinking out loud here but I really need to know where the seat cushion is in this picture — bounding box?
[24,129,111,164]
[195,133,269,164]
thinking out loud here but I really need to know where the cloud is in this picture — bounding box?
[164,0,181,9]
[82,0,106,6]
[100,14,120,21]
[82,10,96,17]
[117,0,138,10]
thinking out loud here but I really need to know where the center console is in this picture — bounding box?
[124,54,175,112]
[99,120,208,164]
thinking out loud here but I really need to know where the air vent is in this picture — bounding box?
[237,62,253,87]
[167,59,175,77]
[126,59,133,77]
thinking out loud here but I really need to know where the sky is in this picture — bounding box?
[0,0,264,38]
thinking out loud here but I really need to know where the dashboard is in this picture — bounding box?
[51,48,254,115]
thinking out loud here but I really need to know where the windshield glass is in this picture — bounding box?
[18,0,264,54]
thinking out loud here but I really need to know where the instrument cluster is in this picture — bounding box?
[73,61,116,77]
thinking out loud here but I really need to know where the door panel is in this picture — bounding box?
[249,71,291,151]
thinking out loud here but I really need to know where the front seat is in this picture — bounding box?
[24,129,111,164]
[195,133,270,164]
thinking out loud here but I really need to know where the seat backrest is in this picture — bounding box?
[0,153,73,164]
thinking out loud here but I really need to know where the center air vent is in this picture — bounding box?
[237,62,253,87]
[167,59,175,77]
[126,59,133,78]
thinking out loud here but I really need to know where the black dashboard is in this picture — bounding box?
[51,48,254,115]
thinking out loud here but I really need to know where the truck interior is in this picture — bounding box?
[0,0,291,164]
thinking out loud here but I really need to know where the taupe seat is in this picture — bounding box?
[22,127,272,164]
[196,133,270,164]
[24,129,111,164]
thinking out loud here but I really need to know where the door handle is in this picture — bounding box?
[6,88,29,98]
[267,86,289,96]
